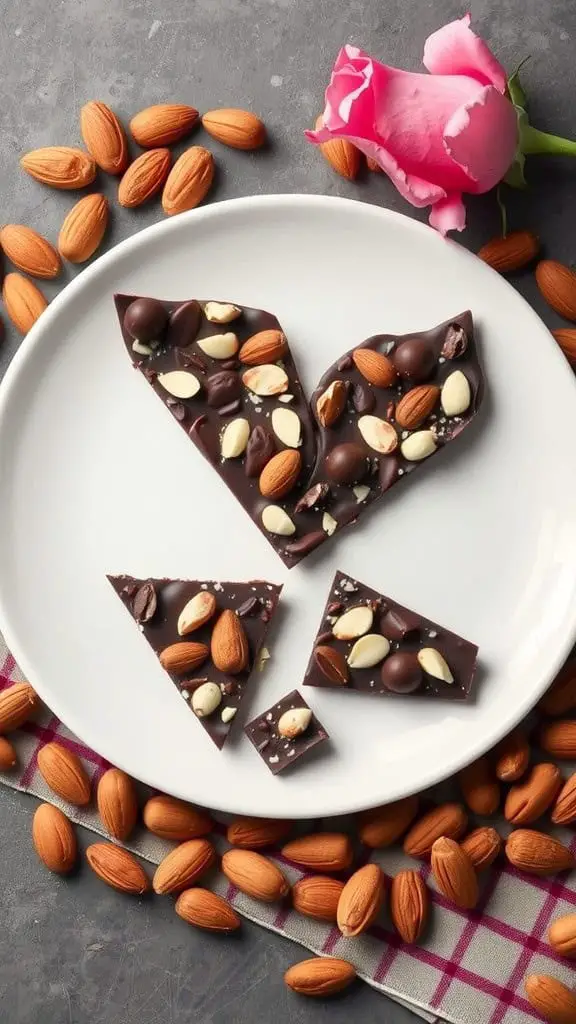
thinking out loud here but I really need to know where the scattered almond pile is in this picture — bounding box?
[0,101,266,338]
[2,665,576,1018]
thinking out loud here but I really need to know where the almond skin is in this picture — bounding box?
[130,104,199,147]
[524,974,576,1024]
[548,914,576,959]
[226,817,293,849]
[504,762,562,825]
[431,837,478,910]
[539,720,576,759]
[221,849,289,902]
[80,101,128,175]
[460,827,502,871]
[202,108,266,150]
[477,231,539,273]
[292,875,345,922]
[551,772,576,826]
[553,329,576,366]
[358,795,419,849]
[96,767,138,841]
[142,794,212,840]
[536,260,576,322]
[0,681,39,733]
[459,756,500,815]
[21,146,96,189]
[210,610,249,674]
[313,645,349,685]
[153,838,216,895]
[493,727,530,781]
[540,661,576,716]
[403,803,468,858]
[395,384,440,430]
[390,870,428,943]
[505,829,575,875]
[86,842,150,894]
[315,116,360,180]
[0,736,17,770]
[175,888,240,932]
[282,833,353,872]
[3,273,48,334]
[0,225,61,279]
[58,194,109,263]
[32,803,77,874]
[162,146,214,216]
[158,641,209,674]
[238,329,287,365]
[352,348,397,387]
[259,449,302,499]
[36,742,91,806]
[337,863,385,937]
[118,148,171,208]
[284,957,356,997]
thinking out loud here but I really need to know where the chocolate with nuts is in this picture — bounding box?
[108,574,282,748]
[244,689,329,774]
[303,571,478,701]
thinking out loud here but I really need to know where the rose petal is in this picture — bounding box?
[429,194,466,234]
[423,13,507,93]
[443,85,518,193]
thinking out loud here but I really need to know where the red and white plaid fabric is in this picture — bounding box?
[1,639,575,1024]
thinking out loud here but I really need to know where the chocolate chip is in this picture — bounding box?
[294,482,330,513]
[132,582,157,623]
[392,338,436,382]
[380,608,420,641]
[221,679,238,696]
[124,298,168,342]
[379,455,400,492]
[176,348,207,373]
[327,601,343,615]
[218,399,242,417]
[352,382,375,414]
[189,414,217,462]
[441,323,468,360]
[205,370,241,409]
[166,399,187,421]
[179,677,208,692]
[220,358,239,370]
[167,300,201,348]
[245,425,276,477]
[338,355,353,371]
[380,652,422,693]
[284,531,326,558]
[143,368,158,383]
[237,596,260,617]
[316,630,334,645]
[325,442,369,485]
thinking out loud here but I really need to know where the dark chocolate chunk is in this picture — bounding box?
[352,382,375,414]
[166,399,187,421]
[132,582,157,623]
[218,399,242,417]
[237,596,260,617]
[441,323,468,360]
[379,455,400,492]
[381,652,422,693]
[245,425,276,477]
[189,415,217,462]
[179,677,208,692]
[284,531,325,558]
[167,300,202,348]
[176,348,207,373]
[327,601,343,615]
[380,608,420,641]
[244,689,329,775]
[338,355,353,371]
[314,645,348,684]
[205,370,241,408]
[294,483,330,513]
[325,442,369,485]
[392,338,436,382]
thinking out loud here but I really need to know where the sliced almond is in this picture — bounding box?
[347,634,390,669]
[417,648,453,683]
[332,605,373,640]
[261,505,296,536]
[278,707,312,739]
[441,370,471,416]
[242,364,289,396]
[353,484,370,503]
[196,332,238,359]
[271,407,301,447]
[322,511,338,536]
[401,430,437,461]
[221,417,250,458]
[177,591,217,635]
[157,370,201,399]
[357,415,398,454]
[204,301,241,323]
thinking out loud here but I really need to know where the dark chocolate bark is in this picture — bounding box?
[304,571,478,701]
[244,689,329,774]
[108,574,282,748]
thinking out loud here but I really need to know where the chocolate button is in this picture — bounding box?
[393,338,436,382]
[324,442,369,485]
[167,300,202,348]
[244,425,276,477]
[205,370,241,408]
[124,297,168,342]
[380,652,422,693]
[380,608,420,642]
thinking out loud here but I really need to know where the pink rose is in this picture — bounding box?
[306,15,519,233]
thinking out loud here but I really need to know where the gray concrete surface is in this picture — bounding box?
[1,1,575,1021]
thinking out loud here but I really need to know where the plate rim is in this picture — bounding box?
[0,192,575,818]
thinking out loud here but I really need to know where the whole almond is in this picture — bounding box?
[259,449,302,499]
[175,888,241,932]
[316,379,349,428]
[403,803,468,858]
[505,763,562,825]
[548,914,576,959]
[493,727,530,781]
[284,957,356,997]
[431,837,478,909]
[525,974,576,1024]
[551,772,576,826]
[158,641,209,674]
[395,384,440,430]
[315,117,360,180]
[461,827,502,871]
[0,225,60,279]
[282,833,353,872]
[536,260,576,321]
[553,329,576,366]
[337,863,385,937]
[459,756,500,815]
[153,837,215,894]
[352,348,397,387]
[58,194,109,263]
[21,146,96,189]
[292,875,345,922]
[162,146,214,216]
[238,329,287,365]
[540,662,576,716]
[505,829,575,875]
[118,148,171,208]
[390,870,428,943]
[477,231,539,273]
[0,681,39,733]
[202,108,266,150]
[80,101,128,175]
[32,803,77,874]
[0,736,17,770]
[226,817,293,849]
[142,794,212,840]
[539,720,576,759]
[37,742,91,806]
[313,645,349,685]
[3,273,48,334]
[221,849,289,902]
[86,842,150,894]
[96,767,138,840]
[130,104,199,147]
[210,609,249,674]
[358,795,419,849]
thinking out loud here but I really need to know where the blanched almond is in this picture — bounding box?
[177,591,217,635]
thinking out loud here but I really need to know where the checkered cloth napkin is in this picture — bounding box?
[1,638,575,1024]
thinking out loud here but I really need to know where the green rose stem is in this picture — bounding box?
[520,124,576,156]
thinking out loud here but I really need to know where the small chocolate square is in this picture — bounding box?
[244,690,329,775]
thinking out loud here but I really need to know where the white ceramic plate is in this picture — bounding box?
[0,195,575,819]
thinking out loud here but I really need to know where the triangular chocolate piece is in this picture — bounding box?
[108,574,282,748]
